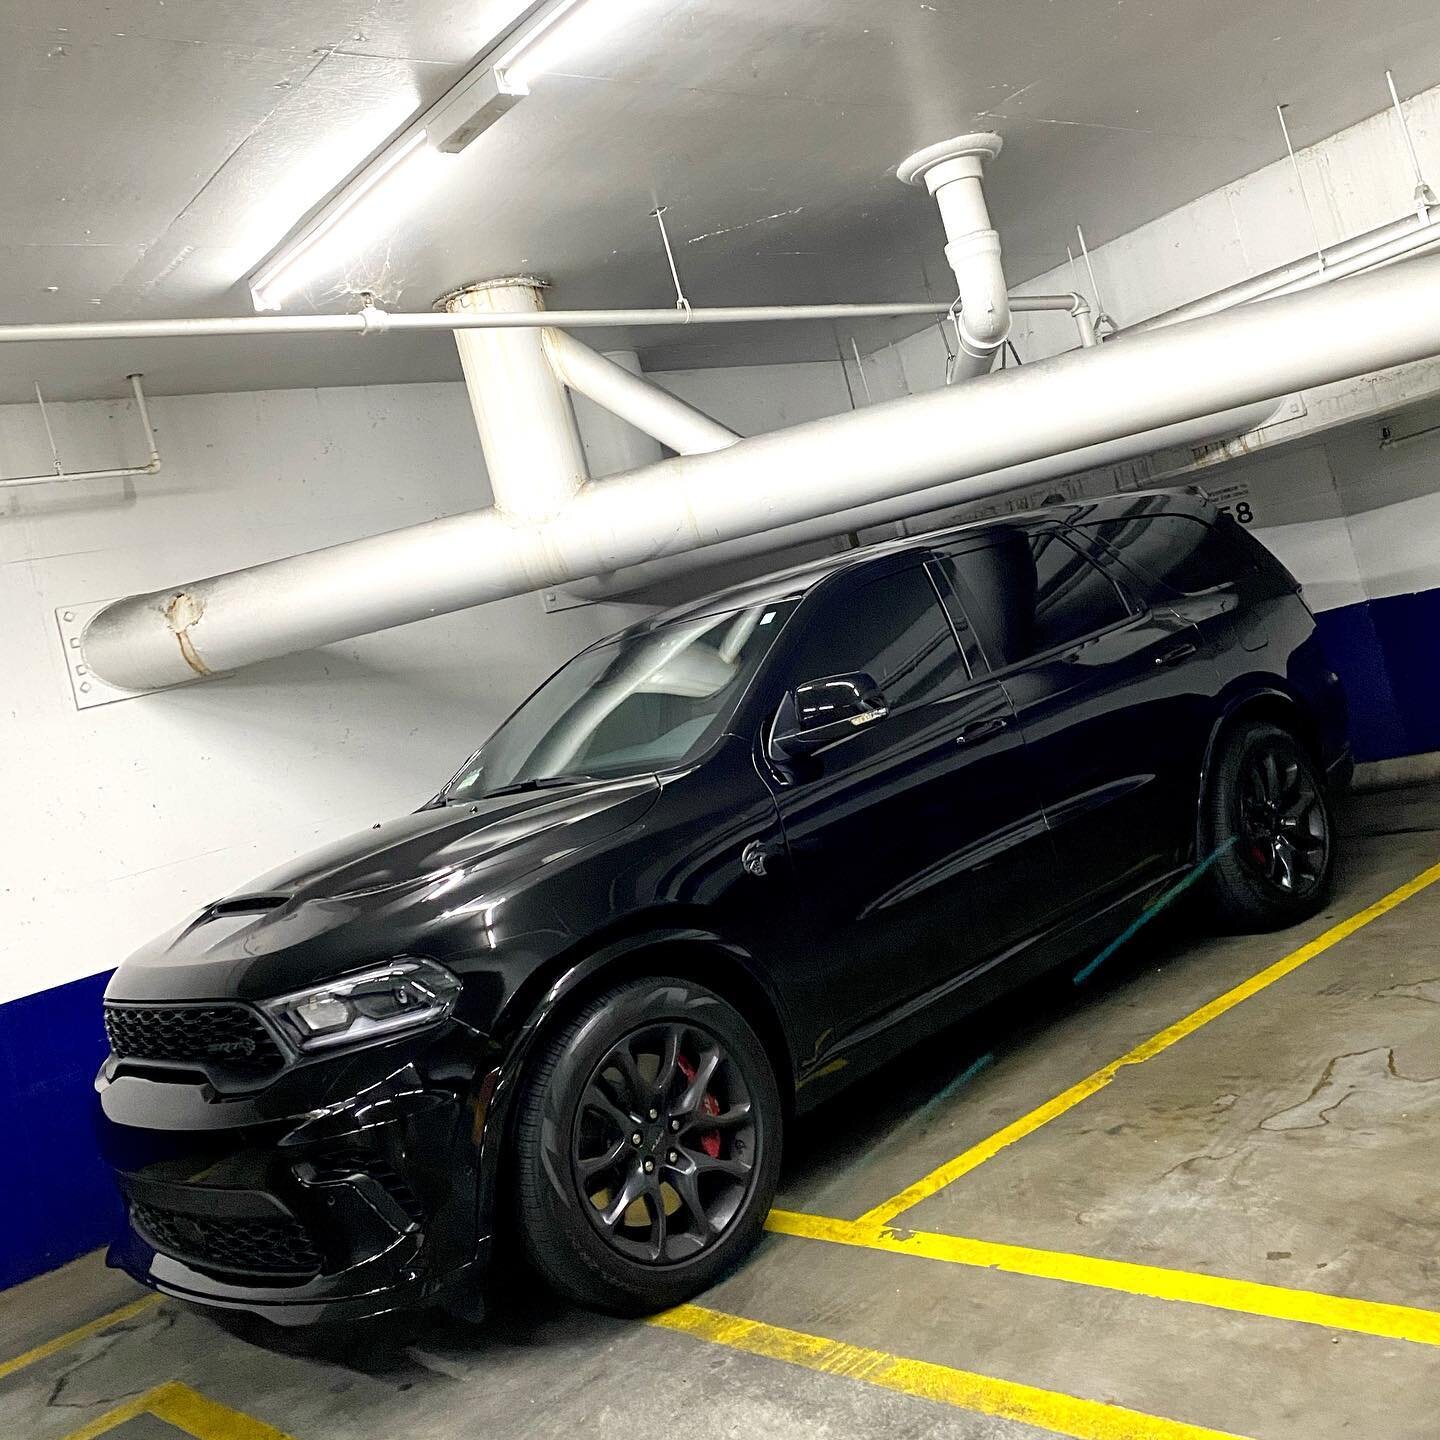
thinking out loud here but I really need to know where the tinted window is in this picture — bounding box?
[445,600,796,798]
[941,527,1130,667]
[786,566,964,710]
[1071,514,1246,595]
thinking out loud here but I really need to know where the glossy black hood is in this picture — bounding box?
[106,777,661,1005]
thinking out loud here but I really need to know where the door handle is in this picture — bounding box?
[1154,642,1198,667]
[956,715,1009,745]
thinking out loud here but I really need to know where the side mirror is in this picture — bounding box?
[772,671,890,757]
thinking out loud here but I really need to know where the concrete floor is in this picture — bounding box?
[5,785,1440,1439]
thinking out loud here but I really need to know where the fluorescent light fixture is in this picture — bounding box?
[430,66,528,153]
[495,0,626,91]
[246,0,624,312]
[248,130,441,312]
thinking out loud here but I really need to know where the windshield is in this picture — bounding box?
[444,600,796,801]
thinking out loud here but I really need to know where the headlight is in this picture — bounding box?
[261,959,461,1053]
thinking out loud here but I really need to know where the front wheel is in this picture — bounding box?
[512,976,781,1315]
[1202,720,1334,930]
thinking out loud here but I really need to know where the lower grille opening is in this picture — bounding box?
[308,1154,425,1225]
[131,1200,321,1279]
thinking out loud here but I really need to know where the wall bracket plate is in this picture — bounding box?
[540,587,595,614]
[54,600,213,709]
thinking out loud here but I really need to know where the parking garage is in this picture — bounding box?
[6,4,1440,1439]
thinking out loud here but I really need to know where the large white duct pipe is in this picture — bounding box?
[443,278,587,520]
[80,252,1440,691]
[898,133,1011,379]
[564,400,1282,600]
[543,331,738,455]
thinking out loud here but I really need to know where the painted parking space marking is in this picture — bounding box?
[767,1209,1440,1349]
[0,1294,161,1384]
[856,856,1440,1226]
[652,1302,1255,1440]
[59,1381,294,1440]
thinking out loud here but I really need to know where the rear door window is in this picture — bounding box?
[938,527,1132,668]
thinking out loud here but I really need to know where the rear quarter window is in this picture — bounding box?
[1070,513,1256,596]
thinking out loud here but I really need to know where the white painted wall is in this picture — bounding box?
[0,382,655,1007]
[0,355,865,1009]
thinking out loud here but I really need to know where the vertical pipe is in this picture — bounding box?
[442,278,588,520]
[897,133,1011,380]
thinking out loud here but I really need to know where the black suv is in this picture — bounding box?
[98,489,1349,1323]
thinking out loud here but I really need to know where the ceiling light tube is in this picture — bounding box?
[495,0,620,90]
[248,129,435,312]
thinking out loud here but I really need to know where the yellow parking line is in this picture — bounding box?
[768,1209,1440,1349]
[60,1380,295,1440]
[652,1302,1253,1440]
[0,1293,161,1384]
[857,857,1440,1226]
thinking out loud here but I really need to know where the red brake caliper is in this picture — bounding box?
[676,1054,722,1159]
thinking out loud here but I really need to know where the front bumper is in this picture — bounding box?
[96,1038,492,1324]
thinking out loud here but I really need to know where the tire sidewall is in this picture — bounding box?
[1206,721,1334,928]
[520,977,782,1314]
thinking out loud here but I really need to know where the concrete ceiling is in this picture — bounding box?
[4,0,1440,400]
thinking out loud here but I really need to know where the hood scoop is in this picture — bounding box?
[196,895,288,924]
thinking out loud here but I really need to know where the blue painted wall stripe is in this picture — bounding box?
[0,970,120,1292]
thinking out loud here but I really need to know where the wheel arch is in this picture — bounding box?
[472,921,795,1244]
[1194,684,1325,851]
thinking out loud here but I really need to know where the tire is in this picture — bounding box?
[512,975,782,1315]
[1202,720,1335,930]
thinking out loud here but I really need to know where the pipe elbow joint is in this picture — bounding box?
[946,231,1012,352]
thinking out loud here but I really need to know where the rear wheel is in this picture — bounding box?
[1202,720,1334,929]
[512,976,781,1315]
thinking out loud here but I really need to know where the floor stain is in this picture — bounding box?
[1261,1047,1440,1132]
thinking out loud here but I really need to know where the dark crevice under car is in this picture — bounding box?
[97,488,1351,1323]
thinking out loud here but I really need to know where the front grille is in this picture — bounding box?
[131,1200,321,1278]
[104,1002,285,1079]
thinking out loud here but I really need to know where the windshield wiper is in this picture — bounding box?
[449,773,601,802]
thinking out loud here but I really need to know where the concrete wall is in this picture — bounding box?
[0,356,866,1287]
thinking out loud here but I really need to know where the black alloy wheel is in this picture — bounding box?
[513,976,781,1314]
[1235,737,1329,896]
[1203,720,1335,929]
[574,1021,757,1265]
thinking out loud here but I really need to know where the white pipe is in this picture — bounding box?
[0,295,1094,355]
[443,280,587,520]
[0,301,976,347]
[564,401,1282,599]
[569,348,665,478]
[543,330,737,455]
[0,374,161,490]
[78,253,1440,691]
[1131,215,1440,332]
[899,133,1011,378]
